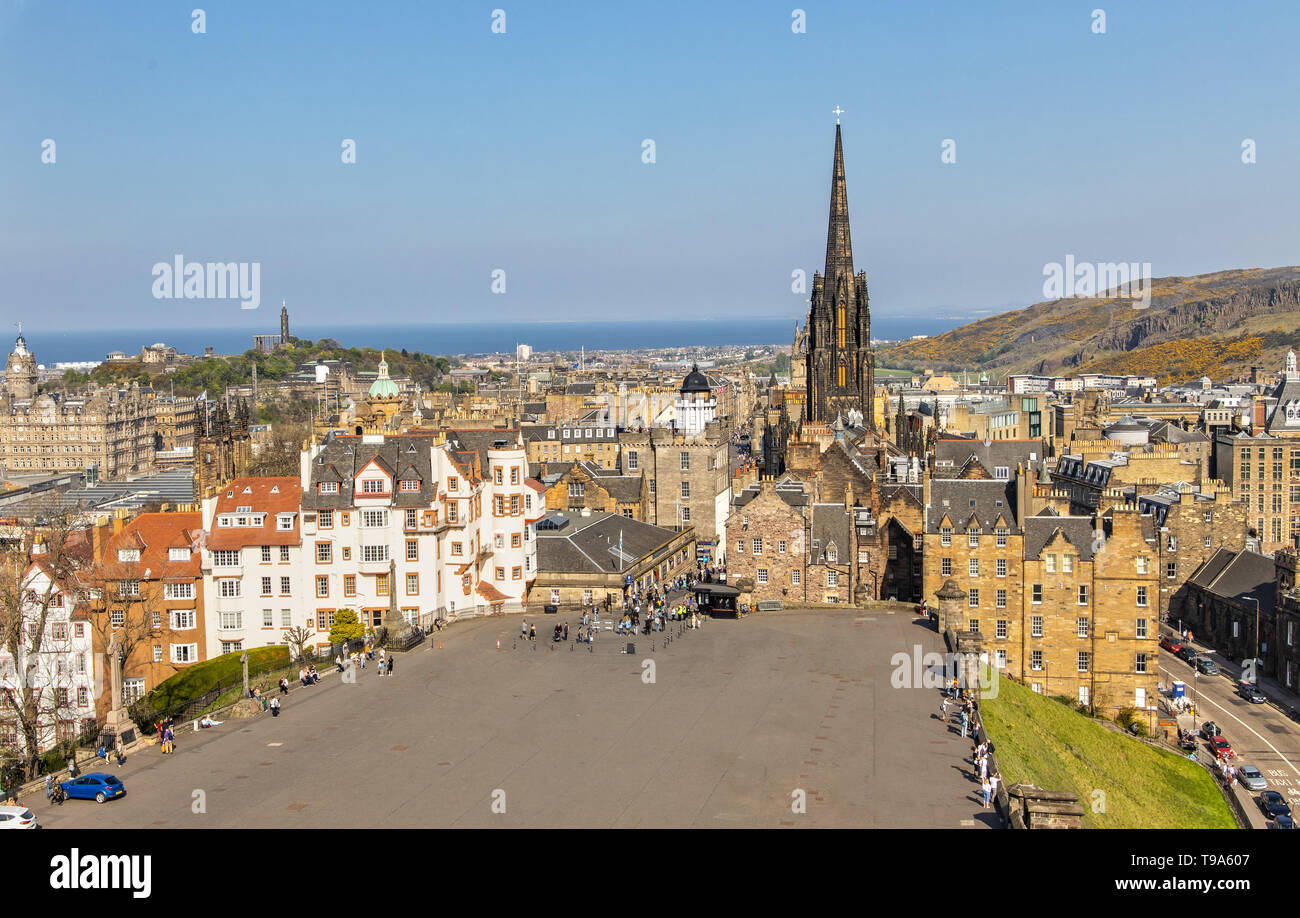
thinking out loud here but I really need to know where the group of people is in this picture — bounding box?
[298,666,322,686]
[938,678,1002,812]
[156,717,177,754]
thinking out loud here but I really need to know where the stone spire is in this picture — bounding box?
[823,123,855,288]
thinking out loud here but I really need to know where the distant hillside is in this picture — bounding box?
[879,266,1300,385]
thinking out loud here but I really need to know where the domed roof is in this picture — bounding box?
[368,353,400,400]
[680,364,710,394]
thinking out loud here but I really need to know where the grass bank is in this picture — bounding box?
[982,679,1235,829]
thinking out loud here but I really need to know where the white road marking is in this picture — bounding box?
[1159,663,1300,778]
[267,742,283,747]
[960,819,975,826]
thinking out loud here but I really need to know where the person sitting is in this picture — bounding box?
[199,715,223,728]
[310,667,320,684]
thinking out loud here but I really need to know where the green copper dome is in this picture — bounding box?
[368,353,400,399]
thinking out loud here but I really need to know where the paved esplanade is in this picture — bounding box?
[36,611,992,828]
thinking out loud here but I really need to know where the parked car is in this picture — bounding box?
[1177,647,1199,663]
[1201,721,1220,739]
[1160,635,1183,653]
[1270,813,1295,829]
[1259,790,1292,819]
[1237,765,1268,791]
[58,772,125,804]
[1179,733,1199,752]
[0,805,36,829]
[1239,684,1267,704]
[1211,736,1235,759]
[1196,658,1220,676]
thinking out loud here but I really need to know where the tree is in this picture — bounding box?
[245,420,310,476]
[328,610,365,645]
[0,508,94,780]
[282,626,316,663]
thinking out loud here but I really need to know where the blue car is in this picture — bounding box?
[59,772,125,804]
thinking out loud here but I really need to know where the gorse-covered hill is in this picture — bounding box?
[880,266,1300,384]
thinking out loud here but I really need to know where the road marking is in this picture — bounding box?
[267,742,283,747]
[960,819,975,826]
[1159,663,1300,778]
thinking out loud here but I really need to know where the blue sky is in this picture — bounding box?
[2,0,1298,333]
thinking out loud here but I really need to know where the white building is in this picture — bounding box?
[199,476,306,660]
[674,365,717,437]
[0,551,97,757]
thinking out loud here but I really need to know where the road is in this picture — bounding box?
[1159,640,1300,829]
[28,609,993,829]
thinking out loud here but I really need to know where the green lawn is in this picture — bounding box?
[982,679,1236,828]
[144,646,290,712]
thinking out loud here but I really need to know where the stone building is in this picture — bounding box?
[620,423,731,564]
[153,395,198,453]
[523,422,620,470]
[798,122,875,429]
[543,461,647,520]
[1182,548,1275,670]
[0,386,157,480]
[3,330,37,400]
[193,400,252,501]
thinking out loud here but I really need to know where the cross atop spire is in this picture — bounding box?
[832,105,844,124]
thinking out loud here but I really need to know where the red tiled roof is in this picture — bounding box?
[205,477,303,549]
[99,512,203,582]
[476,581,510,603]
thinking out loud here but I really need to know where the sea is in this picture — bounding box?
[24,316,965,366]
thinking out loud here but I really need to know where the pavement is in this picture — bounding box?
[28,608,993,829]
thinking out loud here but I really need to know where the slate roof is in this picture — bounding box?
[535,511,682,575]
[302,433,438,510]
[809,503,850,564]
[932,438,1045,479]
[732,477,808,510]
[1190,548,1275,611]
[928,478,1018,533]
[1024,515,1098,561]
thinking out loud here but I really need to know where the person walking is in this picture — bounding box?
[45,774,54,801]
[981,777,992,809]
[280,677,290,695]
[940,697,949,720]
[386,657,393,675]
[960,711,968,739]
[269,696,281,717]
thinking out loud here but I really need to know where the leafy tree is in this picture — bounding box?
[328,609,365,645]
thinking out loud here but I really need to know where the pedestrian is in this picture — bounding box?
[960,712,968,739]
[45,774,54,801]
[563,623,569,641]
[529,624,537,642]
[940,697,949,719]
[386,657,393,675]
[981,777,992,809]
[270,696,280,717]
[280,677,290,694]
[115,739,126,767]
[377,656,384,677]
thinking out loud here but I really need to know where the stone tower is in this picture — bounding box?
[806,123,875,429]
[280,301,290,347]
[192,398,252,500]
[5,329,38,400]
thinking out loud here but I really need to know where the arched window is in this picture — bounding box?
[837,305,846,348]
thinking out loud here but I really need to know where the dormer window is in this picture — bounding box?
[117,549,139,563]
[400,479,420,492]
[361,479,386,494]
[319,482,339,494]
[276,514,295,531]
[168,547,191,561]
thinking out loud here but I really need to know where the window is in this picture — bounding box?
[511,467,520,485]
[344,575,356,597]
[316,542,332,563]
[996,619,1007,638]
[1136,556,1149,574]
[996,589,1006,610]
[940,527,951,547]
[995,558,1006,578]
[375,573,390,596]
[219,611,242,631]
[361,509,388,528]
[1168,535,1177,552]
[316,576,329,598]
[169,547,191,561]
[280,577,291,596]
[1030,650,1043,671]
[681,507,690,522]
[448,476,458,492]
[1062,554,1074,573]
[262,609,274,627]
[968,588,979,607]
[1077,617,1089,638]
[1032,584,1042,604]
[1077,651,1090,673]
[495,567,505,581]
[1136,586,1148,607]
[941,557,952,576]
[406,573,419,595]
[1045,554,1056,573]
[680,451,690,471]
[260,545,272,563]
[117,548,139,563]
[1077,585,1089,605]
[1166,561,1177,580]
[826,546,837,563]
[757,568,769,584]
[969,618,980,634]
[1031,615,1043,638]
[1135,617,1148,639]
[77,686,89,707]
[361,479,387,494]
[680,481,690,499]
[827,571,838,588]
[405,508,418,530]
[123,678,145,703]
[170,609,195,630]
[752,538,762,555]
[219,579,241,598]
[319,481,339,494]
[995,527,1007,547]
[261,576,272,596]
[405,539,418,562]
[791,570,801,585]
[968,559,979,577]
[170,643,198,664]
[277,514,294,531]
[627,451,638,471]
[968,529,979,547]
[1136,653,1148,674]
[213,550,239,567]
[164,582,194,601]
[319,509,334,528]
[362,545,389,563]
[452,542,463,556]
